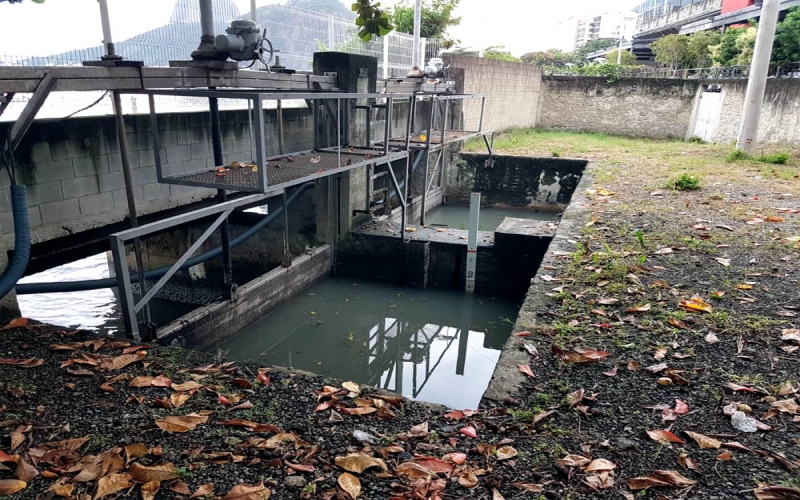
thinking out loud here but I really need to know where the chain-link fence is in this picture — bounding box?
[0,0,445,121]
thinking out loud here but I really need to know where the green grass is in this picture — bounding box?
[667,173,701,191]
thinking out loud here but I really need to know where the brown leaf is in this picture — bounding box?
[679,296,713,313]
[334,453,388,474]
[585,458,616,472]
[150,375,172,387]
[512,483,544,493]
[13,457,38,481]
[285,461,315,473]
[557,454,591,467]
[677,453,699,471]
[170,481,192,495]
[129,376,155,387]
[654,346,667,360]
[338,473,361,500]
[155,413,209,433]
[685,431,721,449]
[492,488,505,500]
[517,365,535,378]
[171,381,204,392]
[2,318,30,330]
[396,462,434,479]
[229,400,254,412]
[223,481,270,500]
[645,362,668,374]
[496,445,518,461]
[95,473,133,500]
[130,462,178,483]
[170,392,193,408]
[753,486,800,499]
[627,470,697,491]
[646,429,684,445]
[51,481,74,497]
[458,467,479,488]
[123,443,147,464]
[231,378,254,389]
[66,366,94,377]
[99,353,145,371]
[141,481,160,500]
[552,345,610,363]
[626,304,652,313]
[0,479,26,495]
[190,483,215,499]
[627,361,641,371]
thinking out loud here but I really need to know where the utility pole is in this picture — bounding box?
[407,0,423,77]
[736,0,780,153]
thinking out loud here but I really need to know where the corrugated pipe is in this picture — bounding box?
[0,185,31,298]
[16,182,315,295]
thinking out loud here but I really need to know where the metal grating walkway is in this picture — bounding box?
[385,130,491,151]
[163,148,408,192]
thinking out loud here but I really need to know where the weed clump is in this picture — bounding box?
[726,149,749,162]
[756,152,790,164]
[667,173,701,191]
[551,150,561,157]
[687,136,705,144]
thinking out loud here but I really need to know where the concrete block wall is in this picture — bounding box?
[713,79,800,145]
[538,76,701,139]
[0,106,313,251]
[443,54,542,132]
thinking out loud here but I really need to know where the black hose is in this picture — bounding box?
[0,185,31,298]
[16,182,315,295]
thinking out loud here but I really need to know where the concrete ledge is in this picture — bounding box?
[158,245,332,350]
[482,165,595,403]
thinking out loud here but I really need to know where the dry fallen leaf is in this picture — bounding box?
[684,431,721,449]
[753,485,800,500]
[585,458,616,472]
[95,473,133,500]
[141,481,160,500]
[338,472,361,500]
[342,381,361,394]
[517,365,535,378]
[552,345,610,363]
[557,454,591,467]
[459,426,478,439]
[679,296,713,313]
[0,479,26,495]
[627,470,697,490]
[458,467,479,488]
[334,453,388,474]
[646,429,684,445]
[154,413,209,433]
[13,457,38,482]
[222,481,270,500]
[190,483,215,499]
[50,481,74,497]
[130,463,179,483]
[496,446,518,461]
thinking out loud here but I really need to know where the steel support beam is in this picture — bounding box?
[6,74,56,154]
[111,235,140,341]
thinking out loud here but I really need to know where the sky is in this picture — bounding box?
[0,0,642,58]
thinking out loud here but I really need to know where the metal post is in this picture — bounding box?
[405,95,415,151]
[420,151,429,226]
[253,97,267,189]
[425,96,436,150]
[250,0,256,21]
[337,99,341,167]
[402,155,410,242]
[383,98,392,157]
[277,99,285,155]
[617,24,625,64]
[97,0,119,59]
[282,190,291,267]
[192,0,220,60]
[736,0,780,154]
[328,15,336,51]
[383,34,390,79]
[412,0,422,69]
[111,90,151,331]
[465,192,480,293]
[111,236,140,342]
[478,96,486,132]
[440,99,449,145]
[209,95,233,287]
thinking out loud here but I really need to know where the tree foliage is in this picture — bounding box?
[773,7,800,63]
[392,0,461,48]
[606,49,637,65]
[483,46,521,63]
[575,38,620,60]
[650,34,690,69]
[520,49,574,67]
[686,30,721,67]
[351,0,394,42]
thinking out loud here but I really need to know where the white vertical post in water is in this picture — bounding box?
[466,192,480,293]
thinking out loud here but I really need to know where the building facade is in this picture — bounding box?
[556,12,638,52]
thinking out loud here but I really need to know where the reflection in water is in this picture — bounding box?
[426,205,558,231]
[17,253,196,336]
[217,279,520,409]
[17,253,123,335]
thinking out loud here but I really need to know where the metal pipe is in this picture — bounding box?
[736,0,780,153]
[412,0,422,69]
[277,99,285,155]
[199,0,215,39]
[402,155,409,242]
[440,99,449,146]
[209,94,233,287]
[97,0,117,58]
[420,151,429,226]
[250,0,257,21]
[336,99,341,167]
[282,190,291,267]
[478,96,486,132]
[111,89,151,329]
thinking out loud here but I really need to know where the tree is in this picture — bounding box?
[483,46,521,63]
[392,0,461,48]
[520,49,574,67]
[650,34,690,70]
[710,26,747,66]
[575,38,620,61]
[606,49,637,65]
[772,7,800,63]
[686,30,721,67]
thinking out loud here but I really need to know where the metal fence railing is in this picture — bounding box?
[0,1,445,121]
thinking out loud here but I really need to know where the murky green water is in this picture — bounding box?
[217,278,520,410]
[426,205,558,231]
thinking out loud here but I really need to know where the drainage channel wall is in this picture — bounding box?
[157,245,331,350]
[482,166,595,403]
[447,154,587,209]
